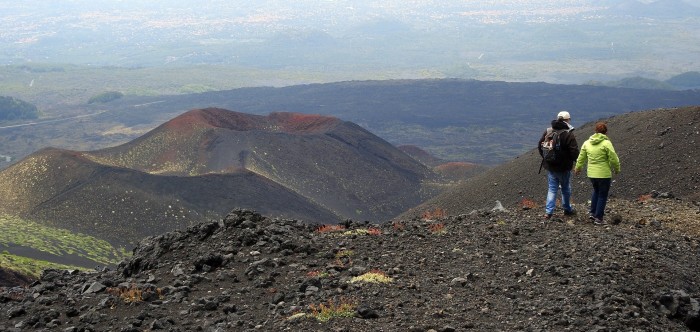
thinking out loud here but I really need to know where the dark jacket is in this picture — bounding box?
[538,119,579,172]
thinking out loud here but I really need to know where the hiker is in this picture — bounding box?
[538,111,579,220]
[574,122,621,225]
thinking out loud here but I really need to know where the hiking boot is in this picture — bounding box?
[564,209,576,216]
[593,218,607,226]
[588,213,596,221]
[543,213,553,220]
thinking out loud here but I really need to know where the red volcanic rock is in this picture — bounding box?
[267,112,341,134]
[163,108,258,132]
[163,108,340,134]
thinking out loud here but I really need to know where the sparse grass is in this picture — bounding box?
[521,198,538,210]
[366,227,382,236]
[422,208,447,221]
[0,213,129,269]
[335,250,353,258]
[106,283,163,304]
[317,225,382,237]
[308,298,357,322]
[0,251,86,278]
[428,222,446,234]
[316,224,346,233]
[350,269,394,284]
[341,227,382,236]
[332,250,353,268]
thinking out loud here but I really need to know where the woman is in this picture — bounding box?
[574,122,621,225]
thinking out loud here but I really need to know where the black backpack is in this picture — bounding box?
[541,128,569,165]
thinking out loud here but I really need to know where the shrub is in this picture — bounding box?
[335,250,353,258]
[309,298,357,322]
[106,284,162,303]
[88,91,124,104]
[422,208,447,220]
[350,269,394,284]
[392,221,405,231]
[366,227,382,235]
[0,96,39,121]
[521,198,538,210]
[428,223,446,234]
[316,224,346,233]
[341,227,382,236]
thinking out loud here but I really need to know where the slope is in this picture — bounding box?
[96,79,700,165]
[0,108,437,269]
[0,147,340,250]
[1,202,699,331]
[404,106,700,217]
[85,108,436,221]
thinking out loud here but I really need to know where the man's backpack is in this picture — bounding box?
[541,128,569,165]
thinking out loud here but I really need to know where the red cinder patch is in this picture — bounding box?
[164,108,259,132]
[164,108,339,134]
[268,112,341,134]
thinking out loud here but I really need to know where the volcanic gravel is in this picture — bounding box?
[2,198,699,331]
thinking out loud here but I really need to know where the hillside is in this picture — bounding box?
[85,108,435,221]
[1,200,698,331]
[1,107,699,331]
[0,108,436,270]
[101,80,700,165]
[4,79,700,173]
[0,147,339,248]
[404,106,700,218]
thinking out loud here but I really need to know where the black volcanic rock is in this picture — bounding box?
[1,203,699,331]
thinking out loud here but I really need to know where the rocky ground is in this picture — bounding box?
[1,196,699,331]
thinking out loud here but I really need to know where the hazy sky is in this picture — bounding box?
[1,0,699,83]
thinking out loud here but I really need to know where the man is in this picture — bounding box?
[538,111,579,220]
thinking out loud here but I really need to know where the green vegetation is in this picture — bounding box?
[0,252,85,279]
[88,91,124,104]
[0,64,377,110]
[0,96,40,121]
[0,214,129,270]
[589,77,676,90]
[309,299,357,322]
[350,270,394,284]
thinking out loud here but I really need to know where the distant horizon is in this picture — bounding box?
[1,0,698,86]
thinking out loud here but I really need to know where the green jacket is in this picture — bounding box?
[575,133,621,178]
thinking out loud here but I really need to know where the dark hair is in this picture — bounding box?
[595,122,608,134]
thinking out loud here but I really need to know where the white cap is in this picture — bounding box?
[557,111,571,120]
